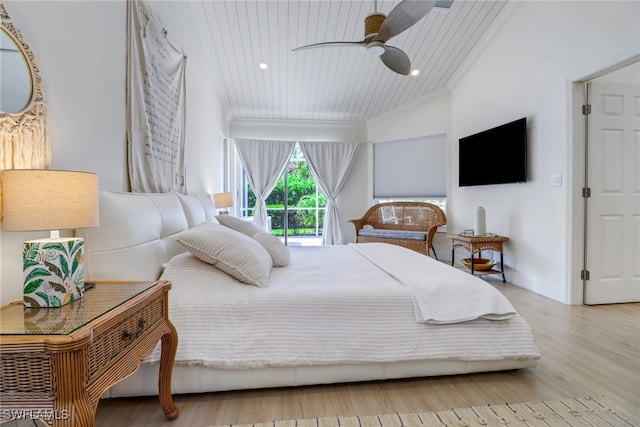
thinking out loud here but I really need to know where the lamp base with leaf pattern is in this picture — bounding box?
[22,237,86,307]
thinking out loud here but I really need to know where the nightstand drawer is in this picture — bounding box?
[88,295,165,381]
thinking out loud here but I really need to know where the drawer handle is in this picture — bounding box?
[122,318,146,340]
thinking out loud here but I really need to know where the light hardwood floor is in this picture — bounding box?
[92,280,639,427]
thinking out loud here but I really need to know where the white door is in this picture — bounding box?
[584,72,640,304]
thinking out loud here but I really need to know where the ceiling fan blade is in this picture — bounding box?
[380,45,411,75]
[375,0,437,42]
[435,0,454,9]
[292,41,366,52]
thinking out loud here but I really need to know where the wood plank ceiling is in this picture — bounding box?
[198,0,507,123]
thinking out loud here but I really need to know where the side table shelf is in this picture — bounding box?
[449,234,509,282]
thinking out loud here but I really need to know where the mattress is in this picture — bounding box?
[145,243,539,370]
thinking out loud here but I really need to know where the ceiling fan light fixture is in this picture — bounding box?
[366,41,385,57]
[259,62,268,70]
[411,69,420,76]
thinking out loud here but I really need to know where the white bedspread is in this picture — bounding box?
[152,244,539,369]
[350,243,515,324]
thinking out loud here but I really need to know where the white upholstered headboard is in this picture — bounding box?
[77,191,216,281]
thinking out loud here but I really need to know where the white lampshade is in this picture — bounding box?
[213,192,234,209]
[2,169,99,231]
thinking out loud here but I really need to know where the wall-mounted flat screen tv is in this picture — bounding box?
[458,117,527,187]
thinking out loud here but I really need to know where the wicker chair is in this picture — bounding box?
[349,201,447,258]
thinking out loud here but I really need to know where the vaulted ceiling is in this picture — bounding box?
[197,0,507,123]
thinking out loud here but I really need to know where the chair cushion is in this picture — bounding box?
[358,229,427,241]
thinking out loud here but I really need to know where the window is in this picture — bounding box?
[236,143,325,245]
[373,134,447,210]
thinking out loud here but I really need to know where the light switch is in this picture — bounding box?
[551,174,562,187]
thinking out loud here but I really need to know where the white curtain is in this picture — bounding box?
[299,141,361,245]
[235,138,295,230]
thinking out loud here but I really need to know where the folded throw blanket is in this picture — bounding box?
[350,243,515,324]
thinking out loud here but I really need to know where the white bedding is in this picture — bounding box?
[150,243,540,370]
[350,243,515,324]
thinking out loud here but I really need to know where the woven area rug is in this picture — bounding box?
[207,396,635,427]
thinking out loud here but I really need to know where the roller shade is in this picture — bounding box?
[374,134,446,198]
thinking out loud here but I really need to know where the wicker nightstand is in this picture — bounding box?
[449,234,509,282]
[0,281,178,426]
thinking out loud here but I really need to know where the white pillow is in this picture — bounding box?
[253,231,290,267]
[177,193,219,228]
[173,224,271,287]
[216,215,263,237]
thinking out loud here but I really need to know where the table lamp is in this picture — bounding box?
[1,169,99,307]
[213,192,233,215]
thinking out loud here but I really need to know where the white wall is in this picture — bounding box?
[449,2,640,302]
[448,1,640,303]
[230,118,366,142]
[0,1,228,304]
[367,90,451,143]
[366,1,640,304]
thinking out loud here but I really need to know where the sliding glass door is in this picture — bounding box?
[240,143,325,245]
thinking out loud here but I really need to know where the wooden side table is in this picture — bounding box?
[0,281,178,426]
[449,234,509,282]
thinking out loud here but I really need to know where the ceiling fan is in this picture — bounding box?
[292,0,452,75]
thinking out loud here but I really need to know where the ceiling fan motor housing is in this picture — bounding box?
[365,13,385,39]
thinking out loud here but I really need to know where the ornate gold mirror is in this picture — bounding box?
[0,3,50,170]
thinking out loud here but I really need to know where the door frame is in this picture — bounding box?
[569,54,640,304]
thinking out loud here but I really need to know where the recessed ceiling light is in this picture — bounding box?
[411,69,420,77]
[259,62,268,70]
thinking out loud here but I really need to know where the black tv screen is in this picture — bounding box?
[459,117,527,186]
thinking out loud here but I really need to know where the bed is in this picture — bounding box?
[77,191,539,398]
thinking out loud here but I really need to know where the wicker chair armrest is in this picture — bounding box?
[349,218,367,231]
[425,225,440,246]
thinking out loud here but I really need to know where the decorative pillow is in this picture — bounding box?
[177,192,219,228]
[173,224,271,287]
[253,231,290,267]
[216,214,263,237]
[199,195,218,222]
